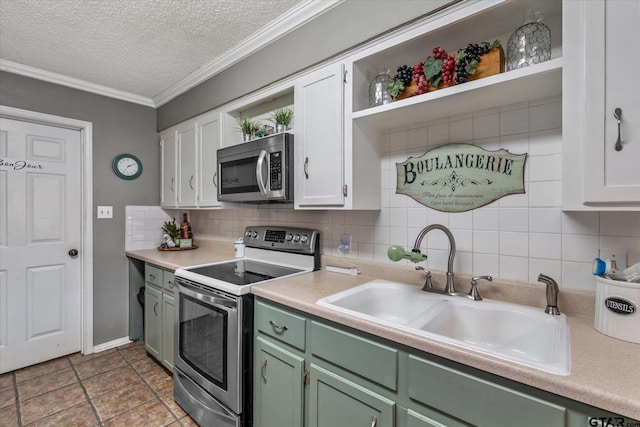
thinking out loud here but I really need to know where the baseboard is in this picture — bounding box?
[91,337,132,354]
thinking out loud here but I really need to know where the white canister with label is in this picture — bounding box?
[234,239,245,258]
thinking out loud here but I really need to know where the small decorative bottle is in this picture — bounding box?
[180,213,192,240]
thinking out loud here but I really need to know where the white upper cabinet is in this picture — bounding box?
[197,110,222,207]
[294,62,346,208]
[160,110,223,209]
[564,0,640,209]
[176,121,197,207]
[160,130,177,208]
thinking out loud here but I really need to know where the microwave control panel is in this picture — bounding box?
[269,151,282,190]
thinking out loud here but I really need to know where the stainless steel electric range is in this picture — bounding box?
[173,226,320,427]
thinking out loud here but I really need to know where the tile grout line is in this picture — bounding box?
[68,355,104,427]
[11,371,23,427]
[117,346,182,425]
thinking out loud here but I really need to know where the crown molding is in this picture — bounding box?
[152,0,343,107]
[1,0,342,109]
[0,59,156,107]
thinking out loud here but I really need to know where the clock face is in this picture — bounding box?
[112,154,142,180]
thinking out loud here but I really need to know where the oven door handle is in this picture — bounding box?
[256,149,268,195]
[177,282,238,311]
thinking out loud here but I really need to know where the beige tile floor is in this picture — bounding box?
[0,341,197,426]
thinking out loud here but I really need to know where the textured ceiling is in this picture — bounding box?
[0,0,311,105]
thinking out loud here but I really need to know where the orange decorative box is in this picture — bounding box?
[395,46,505,100]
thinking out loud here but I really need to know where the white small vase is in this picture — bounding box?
[276,124,287,133]
[243,133,252,142]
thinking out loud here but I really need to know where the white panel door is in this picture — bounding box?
[197,111,222,207]
[177,122,197,207]
[0,118,82,373]
[584,0,640,204]
[295,62,345,207]
[160,129,177,208]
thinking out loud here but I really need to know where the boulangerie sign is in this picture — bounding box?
[395,143,527,212]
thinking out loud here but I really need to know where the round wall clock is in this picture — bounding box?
[112,154,142,180]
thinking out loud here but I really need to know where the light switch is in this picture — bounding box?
[97,206,113,219]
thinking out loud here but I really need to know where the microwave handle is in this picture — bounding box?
[256,150,268,195]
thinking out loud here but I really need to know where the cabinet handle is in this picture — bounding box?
[170,178,175,191]
[189,175,194,190]
[213,171,218,188]
[370,415,377,427]
[269,320,288,333]
[261,358,268,383]
[153,302,158,316]
[613,107,623,151]
[149,274,156,281]
[304,157,309,179]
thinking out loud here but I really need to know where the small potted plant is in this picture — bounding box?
[271,107,293,133]
[161,218,180,246]
[237,116,260,142]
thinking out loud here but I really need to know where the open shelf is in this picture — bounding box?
[352,58,562,131]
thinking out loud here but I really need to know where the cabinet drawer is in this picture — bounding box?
[408,355,566,427]
[310,321,397,391]
[163,270,175,293]
[145,264,163,287]
[255,301,306,351]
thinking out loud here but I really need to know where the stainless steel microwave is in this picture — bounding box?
[217,133,293,203]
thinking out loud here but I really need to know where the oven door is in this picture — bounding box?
[174,279,242,413]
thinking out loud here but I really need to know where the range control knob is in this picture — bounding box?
[293,234,301,242]
[301,235,309,243]
[245,230,252,238]
[251,231,258,238]
[286,234,293,241]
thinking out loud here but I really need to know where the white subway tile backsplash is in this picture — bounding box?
[530,208,562,233]
[528,181,562,207]
[500,256,529,282]
[473,230,499,254]
[529,233,561,259]
[500,231,529,257]
[500,107,529,136]
[562,212,600,235]
[529,154,562,182]
[530,98,562,131]
[562,234,599,262]
[472,112,499,139]
[450,117,473,142]
[182,100,640,294]
[500,208,529,232]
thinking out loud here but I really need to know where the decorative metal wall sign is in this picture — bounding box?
[396,144,527,212]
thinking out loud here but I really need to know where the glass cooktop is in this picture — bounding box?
[184,259,304,286]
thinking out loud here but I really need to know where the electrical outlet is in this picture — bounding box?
[97,206,113,219]
[339,234,352,252]
[599,248,628,270]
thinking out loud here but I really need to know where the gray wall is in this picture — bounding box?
[0,71,159,345]
[157,0,454,130]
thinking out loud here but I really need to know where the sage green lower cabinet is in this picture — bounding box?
[253,298,619,427]
[143,263,174,371]
[308,364,395,427]
[144,282,162,360]
[254,336,305,427]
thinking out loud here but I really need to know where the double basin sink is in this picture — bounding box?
[316,279,570,375]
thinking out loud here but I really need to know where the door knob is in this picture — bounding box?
[68,249,79,257]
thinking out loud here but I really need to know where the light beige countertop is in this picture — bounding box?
[125,245,639,419]
[252,257,640,421]
[126,239,235,270]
